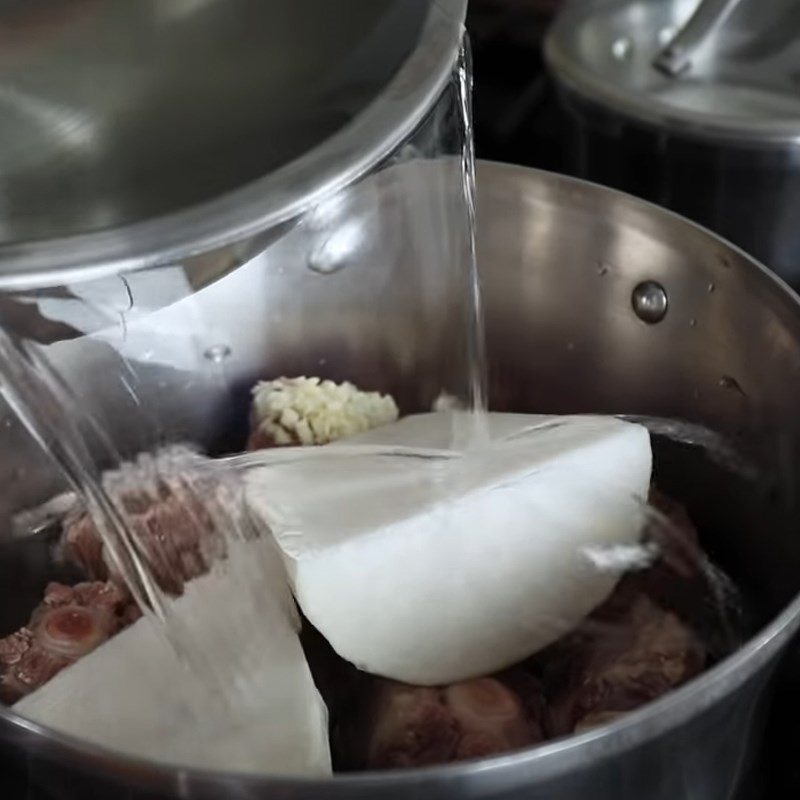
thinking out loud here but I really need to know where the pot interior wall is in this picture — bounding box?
[1,160,800,658]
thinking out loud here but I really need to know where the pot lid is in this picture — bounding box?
[545,0,800,143]
[0,0,466,285]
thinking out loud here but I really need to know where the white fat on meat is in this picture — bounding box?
[245,412,653,686]
[15,538,331,776]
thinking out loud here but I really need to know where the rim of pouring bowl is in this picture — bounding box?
[0,0,467,289]
[4,162,800,793]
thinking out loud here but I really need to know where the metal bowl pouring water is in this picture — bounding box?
[1,161,800,798]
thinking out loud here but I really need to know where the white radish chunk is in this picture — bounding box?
[15,539,331,776]
[246,412,652,686]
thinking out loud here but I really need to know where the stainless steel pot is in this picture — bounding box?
[2,161,800,798]
[545,0,800,285]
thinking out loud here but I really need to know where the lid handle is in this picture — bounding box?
[652,0,743,76]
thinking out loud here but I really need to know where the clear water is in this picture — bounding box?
[0,331,270,716]
[0,328,169,622]
[456,40,489,437]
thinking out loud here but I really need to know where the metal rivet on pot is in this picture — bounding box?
[204,344,232,363]
[611,37,633,60]
[308,249,348,275]
[307,225,361,275]
[631,280,668,324]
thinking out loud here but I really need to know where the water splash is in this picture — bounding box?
[0,328,298,734]
[619,415,759,480]
[0,328,167,622]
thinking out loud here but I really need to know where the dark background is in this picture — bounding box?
[468,0,566,174]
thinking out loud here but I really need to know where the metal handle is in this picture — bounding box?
[653,0,744,76]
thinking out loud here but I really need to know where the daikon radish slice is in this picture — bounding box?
[15,538,331,776]
[246,412,652,686]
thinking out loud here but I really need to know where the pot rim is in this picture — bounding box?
[0,0,467,290]
[3,160,800,793]
[4,590,799,793]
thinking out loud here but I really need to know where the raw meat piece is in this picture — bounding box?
[616,487,735,655]
[646,486,703,581]
[446,677,543,759]
[364,676,544,769]
[544,593,706,737]
[367,683,460,769]
[0,581,137,703]
[61,511,105,579]
[538,494,709,737]
[60,448,228,595]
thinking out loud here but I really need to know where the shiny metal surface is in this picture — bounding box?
[3,161,800,798]
[0,0,466,286]
[549,87,800,283]
[546,0,800,282]
[545,0,800,141]
[630,280,669,323]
